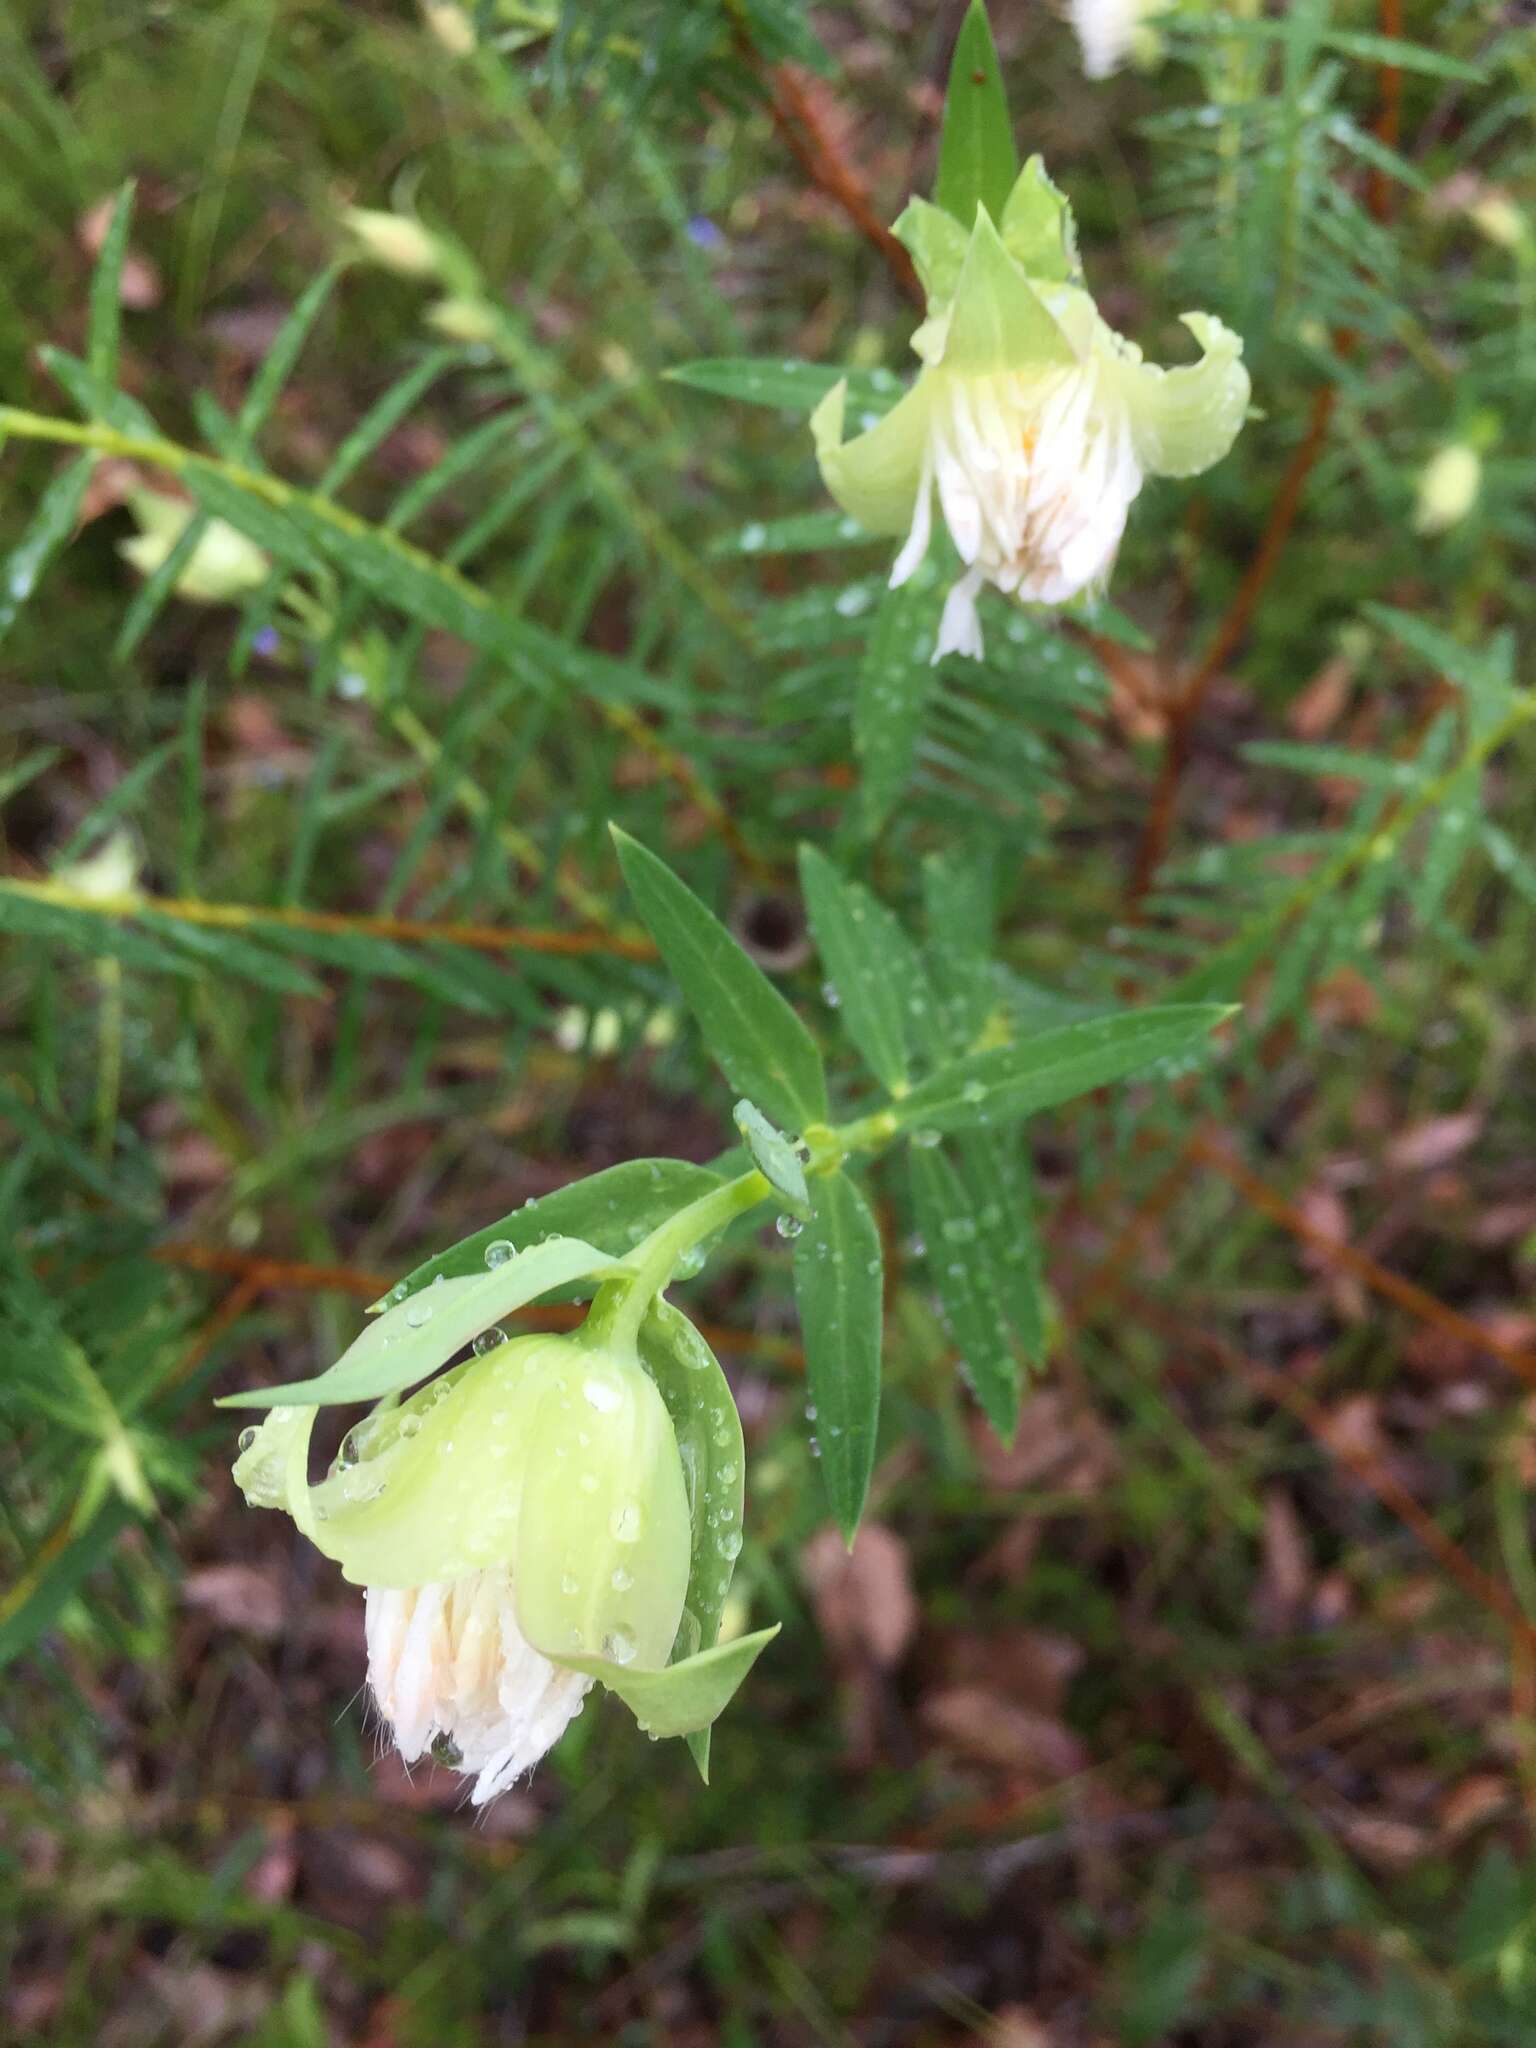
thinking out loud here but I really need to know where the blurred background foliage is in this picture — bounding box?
[2,0,1536,2042]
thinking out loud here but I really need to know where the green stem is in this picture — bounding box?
[585,1169,772,1357]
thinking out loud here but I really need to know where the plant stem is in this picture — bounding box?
[587,1170,772,1356]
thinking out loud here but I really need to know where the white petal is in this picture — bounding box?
[934,568,987,663]
[889,442,935,587]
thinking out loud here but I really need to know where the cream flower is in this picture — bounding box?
[1414,443,1481,535]
[119,488,269,605]
[1066,0,1168,80]
[225,1247,773,1801]
[813,159,1250,662]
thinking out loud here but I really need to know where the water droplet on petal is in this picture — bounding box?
[603,1626,637,1665]
[473,1326,508,1355]
[611,1502,642,1542]
[236,1426,257,1453]
[484,1240,515,1269]
[404,1299,433,1329]
[583,1375,622,1413]
[611,1565,633,1591]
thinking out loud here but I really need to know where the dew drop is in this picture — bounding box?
[561,1572,579,1595]
[404,1299,433,1329]
[398,1413,422,1438]
[484,1239,515,1269]
[775,1213,804,1240]
[579,1473,597,1493]
[717,1462,738,1484]
[583,1375,622,1413]
[473,1326,508,1356]
[603,1626,637,1666]
[611,1565,634,1591]
[236,1426,257,1453]
[717,1530,743,1561]
[961,1080,987,1105]
[611,1502,642,1542]
[672,1243,706,1280]
[821,981,841,1008]
[911,1127,942,1148]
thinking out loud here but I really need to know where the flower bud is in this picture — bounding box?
[812,158,1249,661]
[341,207,443,279]
[119,488,269,605]
[1414,443,1481,535]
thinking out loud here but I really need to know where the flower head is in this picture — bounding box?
[812,159,1250,660]
[119,488,269,605]
[1414,443,1481,535]
[228,1247,772,1801]
[1065,0,1168,80]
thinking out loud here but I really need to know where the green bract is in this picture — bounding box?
[812,157,1250,662]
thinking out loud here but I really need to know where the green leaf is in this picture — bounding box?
[668,358,900,417]
[558,1626,780,1751]
[935,1,1018,229]
[0,455,93,647]
[956,1129,1045,1366]
[798,846,910,1094]
[793,1171,883,1542]
[218,1237,619,1408]
[384,1158,727,1309]
[87,182,136,385]
[733,1100,810,1221]
[892,1005,1233,1134]
[910,1143,1019,1438]
[638,1300,749,1779]
[855,577,937,836]
[612,827,828,1132]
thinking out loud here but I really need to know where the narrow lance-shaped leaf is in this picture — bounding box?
[217,1237,621,1408]
[892,1005,1234,1135]
[613,826,828,1133]
[87,182,137,385]
[379,1158,726,1308]
[793,1171,883,1543]
[935,1,1019,230]
[798,845,910,1094]
[910,1143,1019,1440]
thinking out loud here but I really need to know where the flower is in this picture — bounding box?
[341,206,444,279]
[1414,443,1481,535]
[228,1259,773,1802]
[118,488,269,605]
[812,159,1250,661]
[1065,0,1167,80]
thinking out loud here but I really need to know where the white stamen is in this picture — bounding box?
[366,1571,591,1804]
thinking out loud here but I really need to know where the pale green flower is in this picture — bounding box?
[119,488,269,605]
[340,206,443,279]
[1414,443,1481,535]
[812,159,1250,660]
[229,1251,769,1802]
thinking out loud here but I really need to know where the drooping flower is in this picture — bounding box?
[340,206,444,279]
[227,1250,771,1802]
[1065,0,1168,80]
[812,158,1250,661]
[1413,443,1481,535]
[119,487,269,605]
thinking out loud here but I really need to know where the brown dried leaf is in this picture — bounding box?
[181,1563,285,1638]
[921,1687,1088,1778]
[1386,1112,1483,1173]
[802,1522,917,1670]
